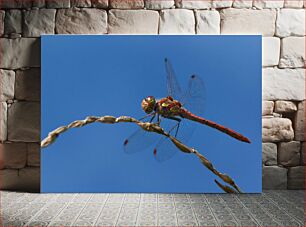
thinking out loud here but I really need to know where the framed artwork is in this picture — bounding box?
[41,35,262,193]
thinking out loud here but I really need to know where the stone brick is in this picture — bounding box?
[8,102,40,142]
[262,68,305,101]
[159,9,195,34]
[109,0,144,8]
[263,166,287,189]
[56,8,107,34]
[23,9,56,37]
[288,166,304,189]
[32,0,46,8]
[4,9,22,35]
[0,69,15,102]
[262,118,294,142]
[46,0,70,8]
[262,143,277,166]
[220,9,276,36]
[0,10,4,35]
[0,169,18,190]
[275,101,297,113]
[15,68,41,101]
[253,0,284,8]
[71,0,92,7]
[276,9,305,37]
[284,0,304,8]
[262,37,280,66]
[91,0,108,8]
[145,0,174,9]
[301,142,305,165]
[0,167,40,192]
[294,101,305,141]
[232,0,252,8]
[0,143,27,169]
[0,38,40,69]
[195,10,220,34]
[27,143,40,167]
[211,0,232,8]
[280,37,305,68]
[0,0,32,9]
[0,102,7,142]
[109,10,159,34]
[278,141,301,166]
[262,101,274,115]
[175,0,212,9]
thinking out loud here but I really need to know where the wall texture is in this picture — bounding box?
[0,0,305,192]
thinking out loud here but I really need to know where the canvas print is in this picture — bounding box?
[41,35,262,193]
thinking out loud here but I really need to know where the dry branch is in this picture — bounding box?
[41,115,242,193]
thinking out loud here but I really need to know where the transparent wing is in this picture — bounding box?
[165,58,184,101]
[154,136,177,162]
[123,128,159,154]
[153,75,206,162]
[153,118,196,162]
[182,74,206,116]
[123,114,159,154]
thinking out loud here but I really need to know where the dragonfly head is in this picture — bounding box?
[141,96,156,114]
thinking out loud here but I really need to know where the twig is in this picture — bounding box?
[214,180,238,193]
[41,115,242,193]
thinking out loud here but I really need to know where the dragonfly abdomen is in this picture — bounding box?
[179,109,251,143]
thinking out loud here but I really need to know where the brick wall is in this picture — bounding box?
[0,0,305,192]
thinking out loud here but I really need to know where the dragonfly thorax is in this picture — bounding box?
[141,96,156,114]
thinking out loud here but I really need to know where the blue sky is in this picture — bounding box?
[41,35,262,193]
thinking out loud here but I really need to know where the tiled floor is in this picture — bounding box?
[1,190,304,226]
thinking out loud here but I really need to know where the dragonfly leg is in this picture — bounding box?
[175,122,181,137]
[139,113,155,121]
[157,114,161,125]
[164,116,182,137]
[149,114,156,123]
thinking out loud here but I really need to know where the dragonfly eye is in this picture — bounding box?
[141,96,156,114]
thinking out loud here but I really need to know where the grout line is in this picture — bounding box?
[155,193,158,226]
[201,194,220,226]
[156,193,159,226]
[234,194,262,226]
[70,194,93,226]
[187,194,199,226]
[261,192,304,225]
[234,193,273,226]
[134,193,141,226]
[46,193,77,226]
[172,194,179,227]
[249,193,283,226]
[217,194,243,226]
[114,193,126,226]
[92,193,110,226]
[23,197,52,226]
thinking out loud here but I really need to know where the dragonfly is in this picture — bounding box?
[123,58,251,162]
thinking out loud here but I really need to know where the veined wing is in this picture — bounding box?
[169,74,206,148]
[123,114,159,154]
[180,75,251,143]
[165,58,184,101]
[153,136,177,162]
[123,128,159,154]
[181,74,206,117]
[153,118,196,162]
[154,68,206,162]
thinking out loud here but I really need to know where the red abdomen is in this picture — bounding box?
[179,109,251,143]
